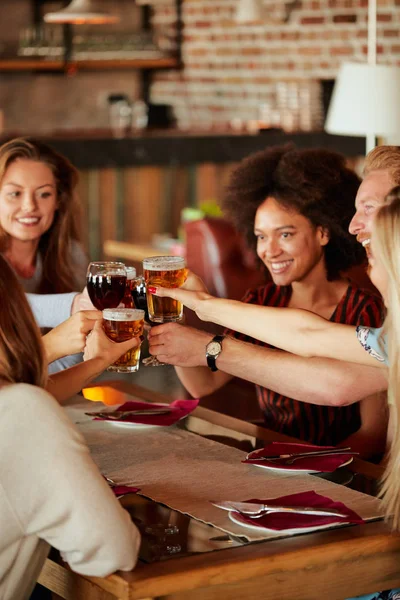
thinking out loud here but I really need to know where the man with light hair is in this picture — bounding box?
[349,145,400,251]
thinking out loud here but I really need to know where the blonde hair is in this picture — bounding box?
[364,146,400,185]
[0,255,47,388]
[0,137,82,293]
[373,186,400,529]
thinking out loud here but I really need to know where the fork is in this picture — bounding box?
[247,448,358,465]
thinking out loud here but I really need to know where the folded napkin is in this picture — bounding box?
[103,475,140,497]
[233,491,364,531]
[243,442,354,473]
[111,484,140,496]
[94,399,199,426]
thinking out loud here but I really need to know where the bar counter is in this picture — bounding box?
[0,129,365,169]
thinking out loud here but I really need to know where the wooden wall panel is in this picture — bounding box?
[78,162,240,261]
[98,169,118,249]
[123,166,163,245]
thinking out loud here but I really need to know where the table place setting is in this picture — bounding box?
[65,395,383,545]
[104,476,141,497]
[244,442,358,473]
[84,398,199,428]
[211,490,364,536]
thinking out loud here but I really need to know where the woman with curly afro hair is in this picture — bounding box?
[148,146,387,459]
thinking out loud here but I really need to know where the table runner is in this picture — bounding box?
[67,398,383,542]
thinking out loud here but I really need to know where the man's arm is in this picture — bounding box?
[148,323,388,406]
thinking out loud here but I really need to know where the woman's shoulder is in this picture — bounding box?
[241,282,290,307]
[0,384,67,428]
[69,240,88,289]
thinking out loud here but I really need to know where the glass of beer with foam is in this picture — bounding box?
[103,308,145,373]
[142,256,187,323]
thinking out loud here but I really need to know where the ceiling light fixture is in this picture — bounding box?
[44,0,120,25]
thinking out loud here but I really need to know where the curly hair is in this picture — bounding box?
[223,145,365,281]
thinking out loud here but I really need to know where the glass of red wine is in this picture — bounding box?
[86,262,127,310]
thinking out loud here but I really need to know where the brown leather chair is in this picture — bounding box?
[184,216,266,300]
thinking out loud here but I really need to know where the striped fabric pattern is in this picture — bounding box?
[227,283,384,446]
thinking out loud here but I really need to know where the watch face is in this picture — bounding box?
[207,341,221,357]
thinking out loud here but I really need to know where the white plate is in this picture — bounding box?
[245,455,353,474]
[103,420,162,429]
[229,510,348,535]
[95,403,175,429]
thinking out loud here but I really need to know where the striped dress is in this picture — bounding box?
[227,283,384,446]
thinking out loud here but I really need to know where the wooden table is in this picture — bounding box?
[38,380,400,600]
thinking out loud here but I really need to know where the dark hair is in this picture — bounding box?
[223,145,365,280]
[0,137,81,293]
[0,255,47,387]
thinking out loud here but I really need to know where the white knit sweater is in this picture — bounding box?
[0,383,140,600]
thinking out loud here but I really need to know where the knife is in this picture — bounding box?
[85,408,174,419]
[211,500,347,518]
[246,447,358,463]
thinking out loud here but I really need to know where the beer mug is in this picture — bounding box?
[103,308,145,373]
[142,256,187,323]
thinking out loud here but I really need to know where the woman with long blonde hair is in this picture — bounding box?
[0,254,140,600]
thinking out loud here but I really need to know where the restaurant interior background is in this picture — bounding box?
[0,0,399,267]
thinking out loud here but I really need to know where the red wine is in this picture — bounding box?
[87,273,127,310]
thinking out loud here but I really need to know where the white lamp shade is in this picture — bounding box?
[44,0,119,24]
[326,62,400,137]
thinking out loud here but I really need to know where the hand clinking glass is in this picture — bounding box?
[133,256,187,367]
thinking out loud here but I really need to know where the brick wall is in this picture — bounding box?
[0,0,398,133]
[150,0,400,129]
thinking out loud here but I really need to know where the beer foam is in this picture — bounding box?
[143,256,186,271]
[126,266,137,280]
[103,308,144,321]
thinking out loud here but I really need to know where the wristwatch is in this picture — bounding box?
[206,335,225,372]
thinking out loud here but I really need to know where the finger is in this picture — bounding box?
[153,353,171,364]
[81,316,103,333]
[148,343,164,355]
[92,319,104,333]
[118,336,140,353]
[147,285,179,300]
[150,286,198,310]
[147,323,171,339]
[80,310,102,319]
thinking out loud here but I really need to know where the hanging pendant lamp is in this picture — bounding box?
[44,0,120,25]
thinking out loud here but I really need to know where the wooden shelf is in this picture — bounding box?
[0,59,64,71]
[0,57,179,72]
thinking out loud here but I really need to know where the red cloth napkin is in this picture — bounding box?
[233,491,364,531]
[243,442,354,473]
[95,399,199,426]
[111,484,140,496]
